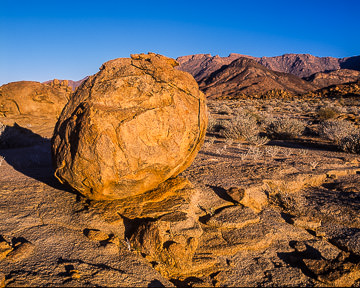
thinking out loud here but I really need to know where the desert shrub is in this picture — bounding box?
[265,117,305,139]
[216,104,232,115]
[319,120,357,144]
[246,134,269,146]
[339,132,360,154]
[207,113,218,132]
[220,113,260,142]
[264,146,280,157]
[317,107,339,120]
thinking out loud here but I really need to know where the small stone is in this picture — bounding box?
[0,241,12,260]
[70,270,81,279]
[292,241,307,253]
[227,187,245,202]
[293,216,321,230]
[108,236,120,246]
[84,229,109,242]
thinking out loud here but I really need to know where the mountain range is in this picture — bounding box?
[176,53,360,80]
[176,53,360,98]
[40,53,360,99]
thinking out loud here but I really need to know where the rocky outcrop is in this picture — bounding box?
[51,53,207,200]
[305,80,360,99]
[0,81,70,118]
[304,69,360,88]
[198,57,317,99]
[46,79,73,93]
[44,77,88,91]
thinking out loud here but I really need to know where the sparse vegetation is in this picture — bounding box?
[319,120,357,144]
[220,113,260,142]
[265,117,305,139]
[339,132,360,154]
[207,113,218,132]
[246,134,269,146]
[264,146,280,157]
[216,104,232,115]
[317,106,339,120]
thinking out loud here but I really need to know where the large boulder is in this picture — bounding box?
[51,53,207,200]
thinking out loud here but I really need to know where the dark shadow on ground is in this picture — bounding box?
[147,279,166,287]
[207,185,237,203]
[267,139,339,152]
[277,242,323,280]
[0,124,73,193]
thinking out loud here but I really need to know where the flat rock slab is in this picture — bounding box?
[205,205,260,229]
[89,177,200,221]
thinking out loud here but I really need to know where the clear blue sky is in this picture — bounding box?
[1,0,359,85]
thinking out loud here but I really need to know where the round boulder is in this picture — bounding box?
[51,53,207,200]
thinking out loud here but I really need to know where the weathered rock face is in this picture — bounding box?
[0,81,70,118]
[51,53,207,200]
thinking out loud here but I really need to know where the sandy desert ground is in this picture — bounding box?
[1,94,360,287]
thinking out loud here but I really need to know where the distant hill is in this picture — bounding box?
[198,57,317,99]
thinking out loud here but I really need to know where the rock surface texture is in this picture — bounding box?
[51,53,207,200]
